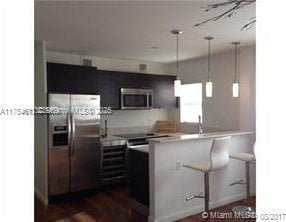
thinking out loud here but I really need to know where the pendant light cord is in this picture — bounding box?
[232,42,240,83]
[208,39,211,80]
[176,33,179,75]
[234,43,237,82]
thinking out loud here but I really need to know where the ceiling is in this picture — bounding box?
[35,0,256,63]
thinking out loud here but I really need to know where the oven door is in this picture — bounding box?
[120,88,153,110]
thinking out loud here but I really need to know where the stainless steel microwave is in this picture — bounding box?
[120,88,153,110]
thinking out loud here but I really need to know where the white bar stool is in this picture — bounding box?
[229,145,256,214]
[183,136,231,214]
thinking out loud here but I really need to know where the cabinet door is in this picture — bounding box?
[120,73,151,89]
[97,71,121,109]
[151,75,177,108]
[97,72,153,109]
[129,149,149,206]
[47,63,98,94]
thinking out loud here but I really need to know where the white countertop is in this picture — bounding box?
[149,131,254,143]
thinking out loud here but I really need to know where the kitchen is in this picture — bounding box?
[34,1,256,222]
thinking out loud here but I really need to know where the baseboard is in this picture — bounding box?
[148,193,256,222]
[35,187,49,205]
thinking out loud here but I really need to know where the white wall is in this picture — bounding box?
[47,51,172,131]
[46,51,171,75]
[239,46,256,131]
[34,41,49,204]
[168,45,256,132]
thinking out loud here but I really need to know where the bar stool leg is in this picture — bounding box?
[231,161,255,215]
[204,172,209,213]
[246,161,250,206]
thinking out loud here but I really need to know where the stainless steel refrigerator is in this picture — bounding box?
[48,94,100,196]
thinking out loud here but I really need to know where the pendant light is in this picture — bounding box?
[204,36,214,97]
[232,42,240,97]
[171,30,183,97]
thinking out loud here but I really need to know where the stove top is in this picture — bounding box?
[115,132,156,139]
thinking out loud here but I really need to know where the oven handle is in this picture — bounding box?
[127,142,149,149]
[127,143,150,154]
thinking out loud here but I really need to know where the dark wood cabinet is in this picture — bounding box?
[151,75,177,108]
[47,63,98,94]
[97,71,122,109]
[128,149,149,207]
[47,63,177,109]
[97,71,154,109]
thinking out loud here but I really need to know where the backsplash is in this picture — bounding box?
[100,108,169,134]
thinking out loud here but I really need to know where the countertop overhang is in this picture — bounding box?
[149,131,254,144]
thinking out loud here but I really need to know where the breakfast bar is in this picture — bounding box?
[147,131,255,222]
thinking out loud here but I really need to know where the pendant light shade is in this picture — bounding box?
[174,78,181,97]
[171,30,183,97]
[204,36,214,98]
[206,81,213,97]
[232,82,239,97]
[231,42,240,97]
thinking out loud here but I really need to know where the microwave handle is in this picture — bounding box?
[147,93,149,109]
[148,93,153,109]
[121,92,124,109]
[147,93,153,109]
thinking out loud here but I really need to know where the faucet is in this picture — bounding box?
[198,115,203,135]
[102,119,108,138]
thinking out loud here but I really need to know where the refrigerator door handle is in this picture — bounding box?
[71,111,76,157]
[67,110,72,157]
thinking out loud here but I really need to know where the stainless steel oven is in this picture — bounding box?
[120,88,153,110]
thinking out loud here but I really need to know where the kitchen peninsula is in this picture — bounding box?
[130,131,255,222]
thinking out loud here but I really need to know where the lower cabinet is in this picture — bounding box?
[128,149,149,207]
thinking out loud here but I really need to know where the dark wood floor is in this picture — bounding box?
[35,184,256,222]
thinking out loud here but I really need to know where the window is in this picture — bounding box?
[180,83,203,123]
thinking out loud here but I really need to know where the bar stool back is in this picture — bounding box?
[183,136,231,214]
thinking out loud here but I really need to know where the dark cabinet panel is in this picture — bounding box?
[47,63,177,109]
[151,75,177,108]
[47,63,98,94]
[97,71,153,109]
[120,73,151,89]
[97,71,122,109]
[129,149,149,207]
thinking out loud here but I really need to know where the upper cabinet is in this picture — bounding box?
[97,71,153,109]
[47,63,177,109]
[47,62,98,94]
[97,71,122,109]
[151,75,177,108]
